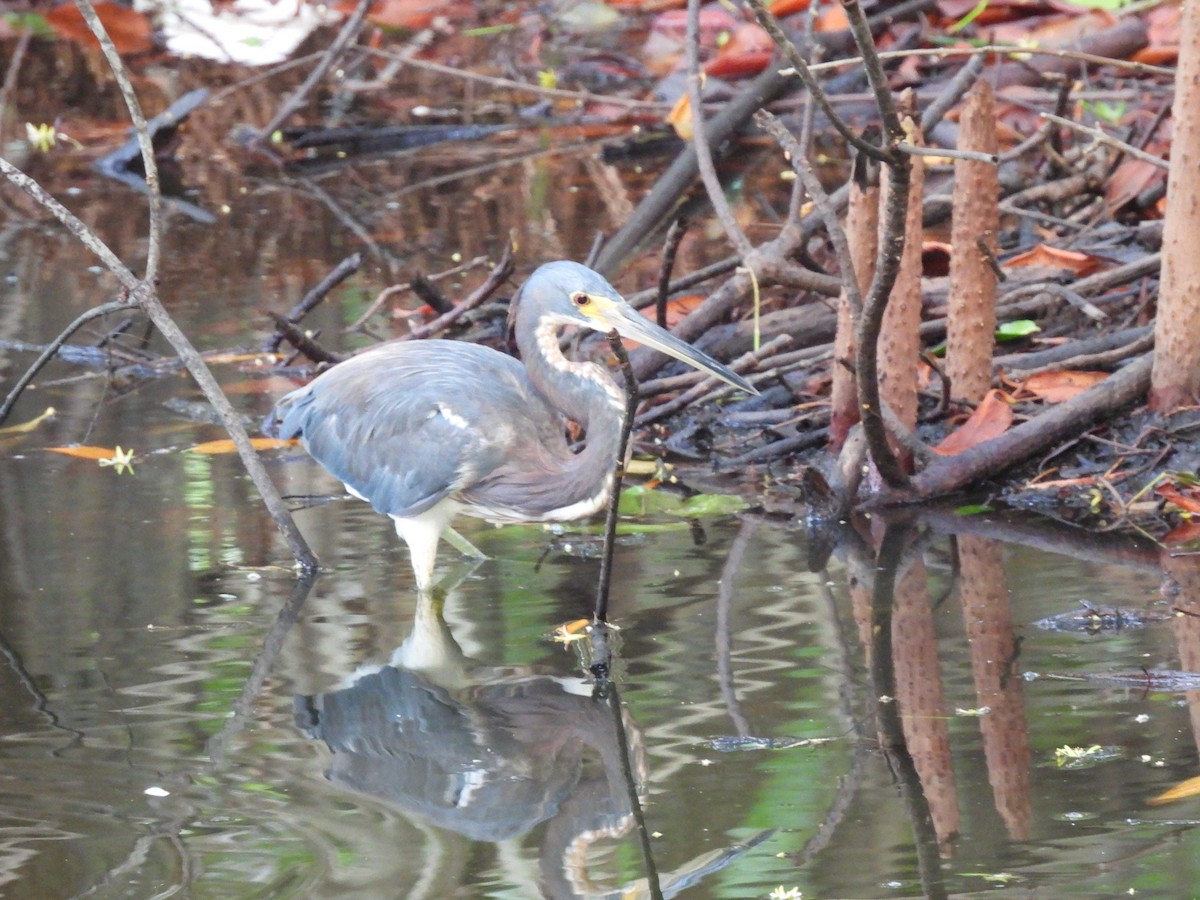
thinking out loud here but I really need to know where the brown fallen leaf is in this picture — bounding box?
[45,2,154,55]
[933,389,1014,455]
[1019,370,1109,403]
[1002,244,1109,276]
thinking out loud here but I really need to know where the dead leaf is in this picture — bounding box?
[933,389,1013,455]
[1148,774,1200,807]
[1106,159,1166,212]
[335,0,472,30]
[666,93,692,140]
[187,437,298,455]
[45,445,124,461]
[1156,484,1200,516]
[704,50,773,79]
[1002,244,1108,276]
[768,0,810,16]
[45,2,154,55]
[1020,370,1108,403]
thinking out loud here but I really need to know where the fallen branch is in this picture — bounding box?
[892,353,1155,501]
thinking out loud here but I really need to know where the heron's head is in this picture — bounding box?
[519,260,758,395]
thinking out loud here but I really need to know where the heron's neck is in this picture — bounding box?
[519,315,627,465]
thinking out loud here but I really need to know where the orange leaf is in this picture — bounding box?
[45,445,123,461]
[814,5,849,30]
[1020,370,1108,403]
[1155,484,1200,516]
[334,0,471,30]
[933,389,1013,455]
[1002,244,1107,276]
[1148,774,1200,807]
[768,0,810,15]
[704,50,773,79]
[666,93,692,140]
[187,437,298,455]
[44,2,153,55]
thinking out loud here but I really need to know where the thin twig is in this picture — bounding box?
[686,0,755,261]
[656,217,689,329]
[402,242,515,341]
[75,0,161,283]
[348,254,489,330]
[802,42,1174,80]
[755,110,862,315]
[635,334,789,426]
[1041,111,1169,170]
[0,300,137,425]
[264,253,363,353]
[267,313,343,366]
[898,143,997,164]
[744,0,890,163]
[256,0,372,143]
[920,53,985,134]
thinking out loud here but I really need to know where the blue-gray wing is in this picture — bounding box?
[267,340,568,518]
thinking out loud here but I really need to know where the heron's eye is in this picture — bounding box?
[571,292,591,308]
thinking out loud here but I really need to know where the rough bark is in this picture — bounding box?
[945,82,999,404]
[829,178,880,449]
[958,536,1031,840]
[876,117,925,469]
[1150,0,1200,411]
[893,557,959,850]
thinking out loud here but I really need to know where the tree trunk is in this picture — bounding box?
[946,81,1000,405]
[877,118,925,469]
[1150,0,1200,411]
[829,177,880,449]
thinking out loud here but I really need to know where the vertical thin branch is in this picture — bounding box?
[74,0,161,283]
[594,332,639,626]
[656,217,689,329]
[685,0,755,261]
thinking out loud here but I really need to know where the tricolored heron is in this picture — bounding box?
[267,260,756,590]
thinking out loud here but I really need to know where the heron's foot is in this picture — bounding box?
[443,527,487,560]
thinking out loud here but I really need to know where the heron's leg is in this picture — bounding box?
[442,527,487,560]
[391,511,446,592]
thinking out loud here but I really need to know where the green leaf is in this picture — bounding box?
[618,484,746,518]
[995,319,1041,342]
[954,503,993,516]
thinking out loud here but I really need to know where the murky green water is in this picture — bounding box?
[5,105,1200,899]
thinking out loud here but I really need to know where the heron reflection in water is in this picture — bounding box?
[267,261,756,589]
